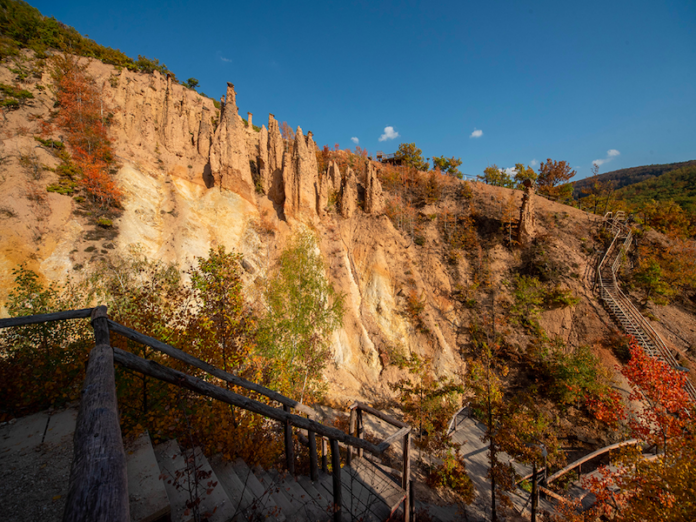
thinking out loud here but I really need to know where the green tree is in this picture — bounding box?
[510,275,545,332]
[432,155,463,178]
[479,165,515,188]
[256,231,344,403]
[632,257,673,306]
[185,77,199,90]
[395,142,430,171]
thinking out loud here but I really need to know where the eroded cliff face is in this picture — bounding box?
[3,54,694,404]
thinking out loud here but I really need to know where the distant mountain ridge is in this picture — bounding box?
[574,159,696,197]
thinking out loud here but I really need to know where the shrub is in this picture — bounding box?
[427,451,475,502]
[96,217,113,227]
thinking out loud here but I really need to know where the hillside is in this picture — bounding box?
[612,164,696,213]
[573,159,696,196]
[2,4,696,520]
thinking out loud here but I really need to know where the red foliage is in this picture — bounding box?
[51,55,121,207]
[620,336,692,450]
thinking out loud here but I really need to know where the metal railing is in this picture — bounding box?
[595,214,696,401]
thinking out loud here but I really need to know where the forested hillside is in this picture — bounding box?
[574,159,696,196]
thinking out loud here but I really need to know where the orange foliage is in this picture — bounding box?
[51,54,121,207]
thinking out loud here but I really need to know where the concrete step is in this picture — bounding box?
[126,432,171,522]
[154,440,233,522]
[296,474,333,518]
[209,453,259,519]
[230,458,285,520]
[268,469,328,521]
[0,408,76,522]
[0,411,49,456]
[255,468,298,517]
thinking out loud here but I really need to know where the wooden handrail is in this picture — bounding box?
[546,439,639,484]
[350,401,409,428]
[349,401,412,522]
[112,347,387,455]
[62,306,129,522]
[0,308,93,328]
[108,320,319,418]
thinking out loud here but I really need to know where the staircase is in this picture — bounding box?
[596,212,696,401]
[0,407,407,522]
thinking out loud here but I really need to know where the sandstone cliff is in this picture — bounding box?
[1,52,695,407]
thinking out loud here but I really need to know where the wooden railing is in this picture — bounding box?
[0,306,412,522]
[347,402,413,522]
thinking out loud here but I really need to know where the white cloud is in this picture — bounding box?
[351,137,359,144]
[504,167,517,176]
[530,159,538,167]
[379,126,399,142]
[470,128,483,138]
[220,56,232,63]
[593,149,621,167]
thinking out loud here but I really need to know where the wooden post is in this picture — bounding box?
[531,462,538,522]
[357,409,364,457]
[62,306,129,522]
[347,407,357,466]
[331,438,342,522]
[309,430,318,482]
[402,430,411,522]
[322,437,329,473]
[410,479,416,522]
[283,404,294,475]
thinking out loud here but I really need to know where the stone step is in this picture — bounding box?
[154,440,234,522]
[126,432,170,522]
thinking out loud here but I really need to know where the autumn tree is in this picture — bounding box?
[432,155,463,178]
[536,159,576,199]
[391,353,465,459]
[584,337,696,521]
[187,246,256,375]
[50,53,121,207]
[395,142,430,171]
[513,163,537,187]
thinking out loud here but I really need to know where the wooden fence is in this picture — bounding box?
[0,306,413,522]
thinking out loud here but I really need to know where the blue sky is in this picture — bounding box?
[31,0,696,180]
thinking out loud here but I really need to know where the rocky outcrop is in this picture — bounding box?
[339,167,358,218]
[267,115,285,205]
[316,160,341,214]
[365,162,384,215]
[197,106,212,158]
[257,124,269,193]
[209,83,255,202]
[517,180,536,244]
[108,69,217,163]
[283,127,318,219]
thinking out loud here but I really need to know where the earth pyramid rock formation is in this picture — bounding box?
[283,127,319,219]
[257,124,269,193]
[517,179,536,245]
[365,162,385,214]
[339,167,358,218]
[197,106,212,158]
[266,114,285,205]
[209,83,255,202]
[316,160,342,215]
